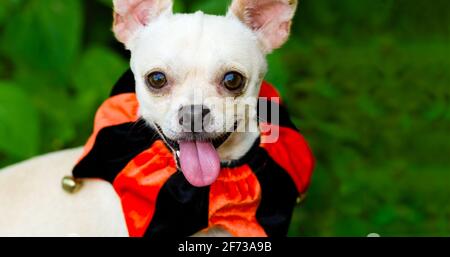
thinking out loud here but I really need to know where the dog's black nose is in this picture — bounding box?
[178,105,211,132]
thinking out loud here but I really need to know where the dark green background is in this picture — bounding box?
[0,0,449,236]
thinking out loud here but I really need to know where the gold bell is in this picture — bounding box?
[62,176,82,193]
[296,193,307,204]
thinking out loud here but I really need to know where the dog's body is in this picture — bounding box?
[0,0,313,237]
[0,148,128,236]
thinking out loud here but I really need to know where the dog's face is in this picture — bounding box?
[131,13,265,149]
[113,0,297,187]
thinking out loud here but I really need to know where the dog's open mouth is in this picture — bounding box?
[154,123,237,187]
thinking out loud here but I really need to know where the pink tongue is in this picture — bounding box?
[179,141,221,187]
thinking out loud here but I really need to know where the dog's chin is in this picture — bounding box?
[153,123,237,188]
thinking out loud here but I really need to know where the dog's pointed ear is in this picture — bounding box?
[228,0,298,53]
[113,0,173,48]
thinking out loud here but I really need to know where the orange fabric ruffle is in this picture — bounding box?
[260,81,281,104]
[261,123,315,194]
[113,140,177,237]
[208,165,267,237]
[79,93,139,161]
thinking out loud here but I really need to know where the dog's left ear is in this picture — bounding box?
[113,0,173,48]
[228,0,298,54]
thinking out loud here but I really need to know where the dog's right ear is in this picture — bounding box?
[228,0,298,54]
[113,0,173,48]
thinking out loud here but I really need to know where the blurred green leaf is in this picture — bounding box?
[265,53,290,97]
[71,46,127,137]
[0,81,39,158]
[173,0,186,13]
[190,0,230,15]
[1,0,83,81]
[73,46,127,98]
[0,0,24,25]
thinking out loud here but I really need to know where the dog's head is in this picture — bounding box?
[112,0,297,187]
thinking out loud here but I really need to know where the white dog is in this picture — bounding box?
[0,0,309,237]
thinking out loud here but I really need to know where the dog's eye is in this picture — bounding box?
[222,72,245,92]
[146,72,167,89]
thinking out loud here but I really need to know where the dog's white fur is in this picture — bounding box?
[0,0,297,236]
[0,148,128,236]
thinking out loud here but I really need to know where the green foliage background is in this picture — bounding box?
[0,0,449,236]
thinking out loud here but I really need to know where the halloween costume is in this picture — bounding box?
[72,69,314,237]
